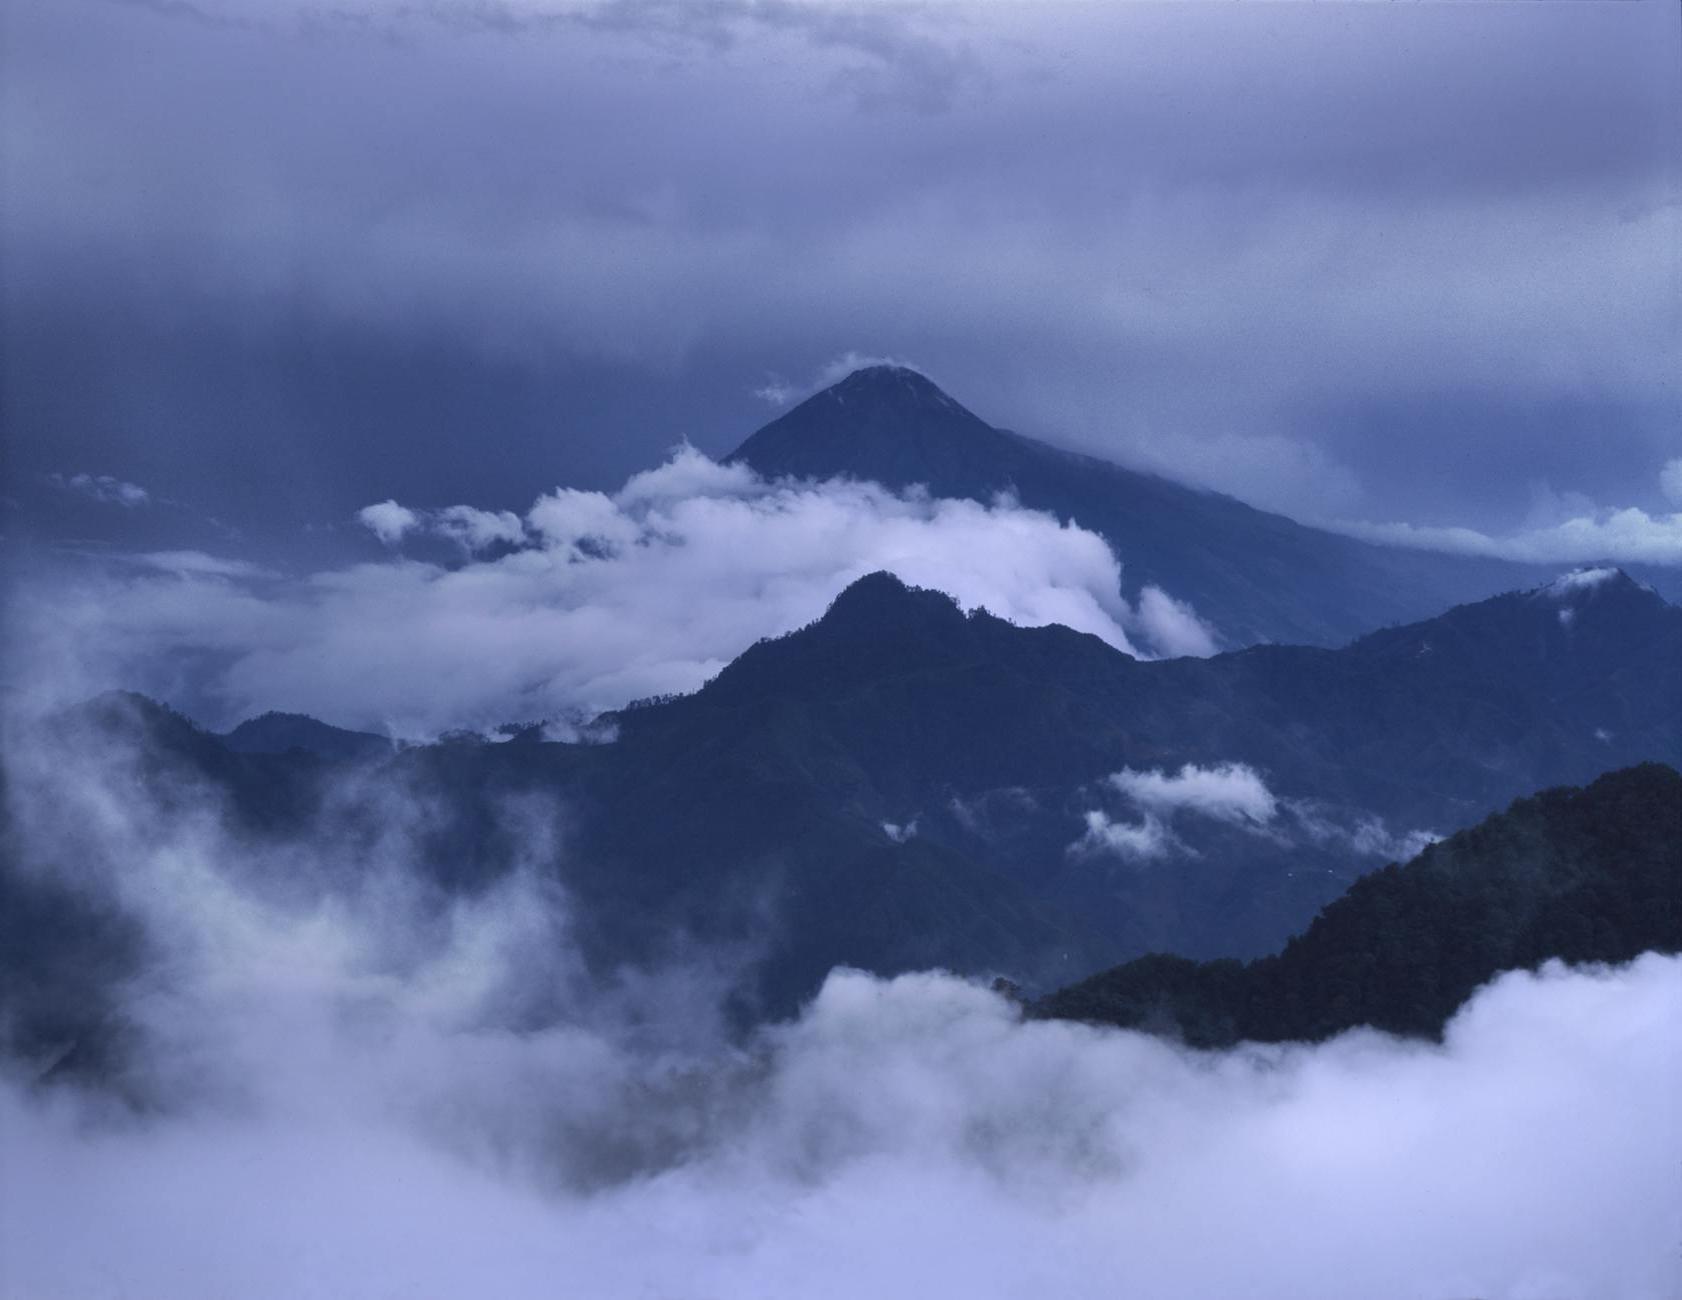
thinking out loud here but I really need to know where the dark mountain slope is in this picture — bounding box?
[593,568,1680,972]
[221,711,393,762]
[1034,763,1682,1046]
[730,367,1678,647]
[630,567,1680,820]
[7,571,1678,1042]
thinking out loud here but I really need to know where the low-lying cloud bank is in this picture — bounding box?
[4,950,1676,1300]
[2,685,1676,1300]
[8,449,1217,738]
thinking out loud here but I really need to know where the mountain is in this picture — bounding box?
[1034,763,1682,1045]
[730,367,1679,647]
[6,570,1678,1050]
[593,566,1680,977]
[221,711,393,762]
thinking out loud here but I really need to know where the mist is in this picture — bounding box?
[6,3,1678,1294]
[4,449,1215,738]
[1,697,1677,1300]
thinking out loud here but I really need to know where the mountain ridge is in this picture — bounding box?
[730,367,1681,647]
[9,568,1678,1033]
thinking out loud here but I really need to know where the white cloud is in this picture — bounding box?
[753,378,798,407]
[1108,762,1279,826]
[432,505,526,553]
[1345,818,1440,863]
[357,499,420,545]
[1071,763,1276,861]
[815,351,923,390]
[126,551,277,579]
[881,818,919,844]
[359,501,525,553]
[1286,802,1440,863]
[1070,809,1177,861]
[1545,566,1619,596]
[1131,585,1219,658]
[523,487,643,553]
[1660,458,1682,506]
[50,472,150,508]
[3,923,1675,1300]
[613,444,760,506]
[1333,508,1682,568]
[2,697,1676,1300]
[1078,767,1443,865]
[16,450,1222,738]
[744,353,932,411]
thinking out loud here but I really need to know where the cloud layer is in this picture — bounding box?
[5,0,1676,547]
[8,451,1216,737]
[9,958,1679,1300]
[2,715,1677,1300]
[1336,507,1682,568]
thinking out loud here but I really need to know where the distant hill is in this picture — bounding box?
[589,567,1680,987]
[1034,763,1682,1045]
[221,711,392,762]
[730,366,1681,647]
[6,570,1679,1045]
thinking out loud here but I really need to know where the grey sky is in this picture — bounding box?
[4,0,1679,562]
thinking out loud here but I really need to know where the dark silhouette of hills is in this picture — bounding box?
[1034,763,1682,1045]
[595,568,1679,981]
[730,367,1681,647]
[221,711,392,762]
[5,570,1678,1053]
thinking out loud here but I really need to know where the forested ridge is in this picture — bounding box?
[1035,763,1682,1044]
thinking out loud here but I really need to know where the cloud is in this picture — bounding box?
[5,0,1677,545]
[1076,764,1440,865]
[1,738,1675,1300]
[1070,808,1178,862]
[752,378,797,407]
[815,350,923,389]
[1070,762,1276,863]
[124,550,277,579]
[1343,819,1440,863]
[358,501,527,554]
[49,472,150,508]
[2,654,1677,1300]
[1660,458,1682,506]
[431,505,527,553]
[881,818,918,844]
[9,951,1673,1300]
[357,499,420,545]
[1130,586,1219,659]
[1331,507,1682,568]
[1108,762,1278,827]
[748,352,928,411]
[1288,803,1441,864]
[1545,566,1620,596]
[11,450,1222,737]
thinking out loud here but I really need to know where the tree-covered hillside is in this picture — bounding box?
[1035,763,1682,1045]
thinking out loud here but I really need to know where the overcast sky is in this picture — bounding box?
[3,0,1679,563]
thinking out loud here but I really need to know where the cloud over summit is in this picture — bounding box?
[12,450,1218,737]
[5,0,1675,543]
